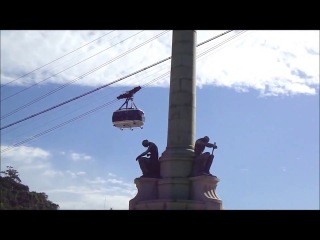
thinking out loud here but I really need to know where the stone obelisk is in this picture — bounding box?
[129,30,223,210]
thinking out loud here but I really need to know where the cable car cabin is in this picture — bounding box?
[113,86,145,130]
[112,108,145,130]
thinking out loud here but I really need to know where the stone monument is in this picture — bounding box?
[129,30,223,210]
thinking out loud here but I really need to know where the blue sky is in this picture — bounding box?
[0,30,319,210]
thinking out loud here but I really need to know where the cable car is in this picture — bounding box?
[112,86,145,130]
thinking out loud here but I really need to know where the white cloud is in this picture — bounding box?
[1,30,318,97]
[45,177,136,210]
[196,30,319,96]
[53,193,132,210]
[70,152,92,161]
[0,30,171,87]
[86,177,106,184]
[1,145,50,164]
[43,170,64,177]
[0,144,136,210]
[106,178,124,184]
[65,170,87,178]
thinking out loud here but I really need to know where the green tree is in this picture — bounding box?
[0,166,59,210]
[1,166,21,183]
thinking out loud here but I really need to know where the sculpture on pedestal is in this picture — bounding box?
[192,136,218,177]
[136,140,160,178]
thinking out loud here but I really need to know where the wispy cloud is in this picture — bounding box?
[1,30,318,97]
[86,176,107,184]
[43,170,64,177]
[196,31,319,96]
[1,145,50,164]
[0,144,136,209]
[70,152,92,161]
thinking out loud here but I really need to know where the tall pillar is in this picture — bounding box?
[160,30,196,180]
[166,30,196,152]
[129,31,223,210]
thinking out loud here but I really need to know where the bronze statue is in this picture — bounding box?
[136,139,160,178]
[192,136,218,177]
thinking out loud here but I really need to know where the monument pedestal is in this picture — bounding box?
[129,175,223,210]
[129,178,158,210]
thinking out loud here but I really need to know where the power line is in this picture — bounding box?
[1,99,119,154]
[0,56,171,130]
[0,31,115,89]
[1,30,246,153]
[0,31,143,102]
[197,30,233,47]
[0,72,174,154]
[1,63,171,140]
[1,30,231,103]
[0,30,233,131]
[0,31,168,120]
[198,31,247,58]
[143,31,246,87]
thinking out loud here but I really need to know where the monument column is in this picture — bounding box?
[160,30,196,180]
[129,30,223,210]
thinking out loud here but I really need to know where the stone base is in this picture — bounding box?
[129,177,158,210]
[158,178,190,200]
[190,175,221,202]
[129,175,223,210]
[131,199,222,210]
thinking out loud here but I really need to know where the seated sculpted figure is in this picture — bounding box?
[136,139,160,178]
[192,136,218,177]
